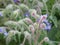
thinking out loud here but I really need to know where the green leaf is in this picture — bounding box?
[49,15,57,27]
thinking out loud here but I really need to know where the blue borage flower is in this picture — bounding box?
[0,12,3,17]
[37,14,51,30]
[0,27,8,36]
[0,29,3,32]
[45,25,51,31]
[24,11,30,17]
[0,27,5,33]
[4,32,8,36]
[43,20,50,26]
[13,0,20,3]
[43,20,52,31]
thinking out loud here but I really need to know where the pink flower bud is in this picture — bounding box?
[39,23,46,29]
[38,14,48,23]
[29,9,37,18]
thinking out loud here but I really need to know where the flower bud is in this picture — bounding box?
[29,9,37,18]
[38,1,44,8]
[38,14,48,23]
[24,31,31,39]
[5,21,17,25]
[19,4,29,11]
[23,18,33,24]
[13,9,20,15]
[18,20,25,25]
[4,21,18,28]
[44,37,49,42]
[33,23,38,29]
[29,25,35,33]
[6,4,13,10]
[9,30,19,35]
[40,23,46,30]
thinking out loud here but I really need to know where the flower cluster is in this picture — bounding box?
[43,20,51,30]
[0,2,55,45]
[37,14,51,30]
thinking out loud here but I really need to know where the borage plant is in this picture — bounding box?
[0,0,60,45]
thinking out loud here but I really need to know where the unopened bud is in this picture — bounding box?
[40,23,46,30]
[24,31,31,39]
[29,25,35,33]
[6,4,13,10]
[44,37,49,42]
[38,14,48,23]
[29,9,37,18]
[13,9,20,15]
[23,18,33,24]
